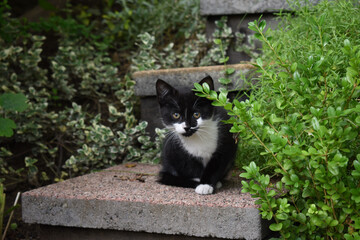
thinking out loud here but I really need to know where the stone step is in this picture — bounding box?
[132,64,256,136]
[200,0,321,63]
[200,0,321,15]
[133,64,255,97]
[22,163,272,240]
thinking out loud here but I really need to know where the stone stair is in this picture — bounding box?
[22,163,272,240]
[22,1,325,239]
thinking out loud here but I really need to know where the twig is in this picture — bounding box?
[344,83,358,110]
[2,192,20,240]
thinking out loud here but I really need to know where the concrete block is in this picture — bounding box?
[200,0,322,16]
[133,64,256,97]
[22,164,272,240]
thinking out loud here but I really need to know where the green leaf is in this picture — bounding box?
[0,118,17,137]
[344,39,351,47]
[219,92,227,104]
[219,56,229,64]
[278,72,289,79]
[213,39,221,45]
[328,161,339,176]
[248,21,257,32]
[276,212,288,220]
[194,83,203,92]
[327,106,335,118]
[269,113,283,124]
[259,20,266,32]
[267,189,276,197]
[25,157,38,167]
[298,213,306,223]
[329,219,339,227]
[256,58,263,67]
[311,117,320,131]
[202,83,210,94]
[269,222,282,231]
[218,77,231,85]
[0,93,28,112]
[254,33,262,40]
[276,98,286,110]
[209,91,218,100]
[225,68,235,75]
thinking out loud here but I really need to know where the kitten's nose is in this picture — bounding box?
[184,126,191,132]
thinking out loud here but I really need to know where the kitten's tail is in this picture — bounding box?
[158,172,198,188]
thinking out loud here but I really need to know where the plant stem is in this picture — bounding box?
[344,83,358,110]
[266,119,293,146]
[244,121,288,174]
[1,192,20,240]
[255,24,290,74]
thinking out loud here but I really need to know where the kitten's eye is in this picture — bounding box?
[172,113,181,119]
[193,112,201,119]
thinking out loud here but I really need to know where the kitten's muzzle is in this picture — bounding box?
[182,127,198,137]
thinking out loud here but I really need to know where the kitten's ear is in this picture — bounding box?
[156,79,176,102]
[199,76,214,91]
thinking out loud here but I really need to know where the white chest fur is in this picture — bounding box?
[178,119,218,167]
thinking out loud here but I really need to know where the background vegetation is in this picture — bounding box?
[2,0,359,239]
[196,0,360,239]
[0,0,248,238]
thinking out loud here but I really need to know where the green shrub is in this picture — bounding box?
[195,0,360,238]
[1,0,206,187]
[70,0,201,52]
[0,5,161,186]
[131,16,258,71]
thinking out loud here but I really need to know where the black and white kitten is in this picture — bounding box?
[156,76,237,195]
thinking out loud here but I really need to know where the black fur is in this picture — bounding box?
[155,76,237,194]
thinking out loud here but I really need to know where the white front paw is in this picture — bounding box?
[195,184,214,195]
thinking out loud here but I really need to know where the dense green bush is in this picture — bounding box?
[69,0,201,52]
[132,16,258,71]
[1,0,195,186]
[1,0,252,188]
[196,0,360,239]
[0,22,159,185]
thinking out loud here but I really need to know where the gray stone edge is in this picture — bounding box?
[22,194,267,240]
[199,0,322,16]
[133,64,257,97]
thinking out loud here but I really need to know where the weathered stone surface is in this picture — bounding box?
[200,0,322,16]
[23,164,272,240]
[133,64,256,97]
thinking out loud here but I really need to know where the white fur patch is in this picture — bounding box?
[174,122,186,134]
[178,118,218,167]
[195,184,214,195]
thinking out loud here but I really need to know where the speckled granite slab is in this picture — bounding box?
[22,164,271,240]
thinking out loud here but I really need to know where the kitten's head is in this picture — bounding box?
[156,76,214,137]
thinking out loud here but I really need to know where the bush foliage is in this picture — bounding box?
[0,0,200,186]
[1,0,255,187]
[195,0,360,239]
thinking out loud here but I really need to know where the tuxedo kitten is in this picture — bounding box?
[156,76,237,195]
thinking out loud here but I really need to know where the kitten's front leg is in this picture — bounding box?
[196,153,233,195]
